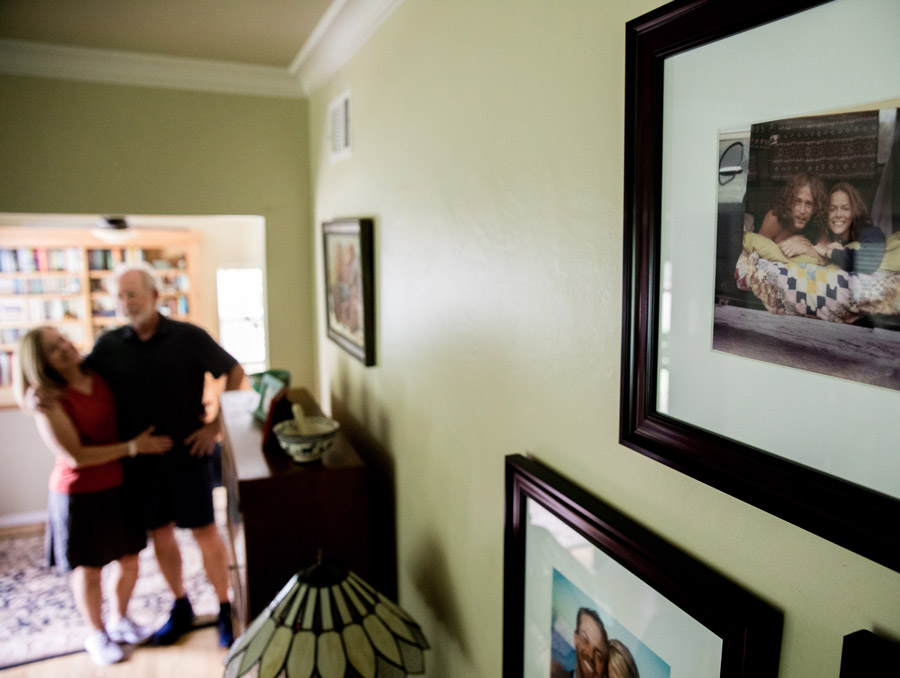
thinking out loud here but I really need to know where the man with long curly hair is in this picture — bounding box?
[758,172,827,259]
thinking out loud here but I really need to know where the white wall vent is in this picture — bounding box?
[328,90,351,162]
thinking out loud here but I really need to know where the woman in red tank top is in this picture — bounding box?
[16,327,173,665]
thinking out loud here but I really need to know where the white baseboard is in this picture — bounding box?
[0,510,47,528]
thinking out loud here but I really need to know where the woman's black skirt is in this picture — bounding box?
[45,485,146,572]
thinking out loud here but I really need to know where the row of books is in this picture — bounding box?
[159,273,191,293]
[0,325,86,346]
[0,276,82,296]
[0,327,26,345]
[89,296,188,319]
[0,295,187,324]
[0,298,84,323]
[86,247,159,271]
[159,296,189,317]
[87,249,119,272]
[0,247,84,273]
[91,297,117,317]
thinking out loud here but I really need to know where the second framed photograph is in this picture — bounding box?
[322,218,375,366]
[503,454,782,678]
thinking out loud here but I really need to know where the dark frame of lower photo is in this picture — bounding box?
[503,454,782,678]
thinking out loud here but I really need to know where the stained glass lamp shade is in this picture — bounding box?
[224,562,429,678]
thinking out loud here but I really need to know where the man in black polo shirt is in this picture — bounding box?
[87,264,244,648]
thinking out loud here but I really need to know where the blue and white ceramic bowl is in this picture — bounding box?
[273,416,340,463]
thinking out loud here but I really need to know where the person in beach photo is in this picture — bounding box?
[550,606,610,678]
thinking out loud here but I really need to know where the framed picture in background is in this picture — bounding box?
[252,373,287,423]
[503,455,782,678]
[322,218,375,366]
[620,0,900,573]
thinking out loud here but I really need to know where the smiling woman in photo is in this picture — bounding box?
[814,182,887,274]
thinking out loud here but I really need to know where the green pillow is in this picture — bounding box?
[743,232,791,263]
[877,232,900,273]
[742,232,820,265]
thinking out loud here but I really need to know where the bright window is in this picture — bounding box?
[216,267,266,374]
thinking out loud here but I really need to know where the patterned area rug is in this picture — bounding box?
[0,525,221,669]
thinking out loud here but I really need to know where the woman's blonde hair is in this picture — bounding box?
[13,326,65,409]
[608,639,640,678]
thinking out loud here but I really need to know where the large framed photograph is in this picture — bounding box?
[503,455,782,678]
[621,0,900,572]
[322,218,375,366]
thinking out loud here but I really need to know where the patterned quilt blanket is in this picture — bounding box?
[735,250,900,323]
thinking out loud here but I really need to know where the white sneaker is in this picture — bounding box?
[84,629,125,665]
[107,616,153,645]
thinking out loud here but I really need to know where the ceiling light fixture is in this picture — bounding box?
[91,215,138,243]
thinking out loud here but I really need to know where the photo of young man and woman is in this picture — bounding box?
[549,569,669,678]
[712,102,900,391]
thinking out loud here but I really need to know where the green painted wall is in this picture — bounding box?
[307,1,900,677]
[0,74,314,388]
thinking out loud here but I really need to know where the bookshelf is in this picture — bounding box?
[0,227,201,408]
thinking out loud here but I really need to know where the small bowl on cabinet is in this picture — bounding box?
[272,417,340,463]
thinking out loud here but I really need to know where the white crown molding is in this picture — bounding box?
[292,0,405,95]
[0,0,404,99]
[0,38,305,98]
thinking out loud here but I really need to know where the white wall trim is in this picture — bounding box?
[293,0,405,95]
[0,39,304,98]
[0,510,47,529]
[0,0,405,98]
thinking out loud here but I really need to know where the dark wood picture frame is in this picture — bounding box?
[322,218,375,366]
[620,0,900,573]
[839,630,900,676]
[503,454,782,678]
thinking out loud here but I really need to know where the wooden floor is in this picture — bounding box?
[0,490,232,678]
[0,627,228,678]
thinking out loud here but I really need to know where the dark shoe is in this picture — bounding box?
[217,602,234,648]
[151,597,195,646]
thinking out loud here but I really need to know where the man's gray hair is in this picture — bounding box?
[107,262,159,295]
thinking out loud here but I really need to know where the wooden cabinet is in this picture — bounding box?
[219,388,373,633]
[0,227,200,407]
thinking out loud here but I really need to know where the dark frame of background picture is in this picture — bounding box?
[620,0,900,573]
[503,454,782,678]
[322,217,376,366]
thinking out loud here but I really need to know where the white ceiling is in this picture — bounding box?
[0,0,403,96]
[0,0,334,68]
